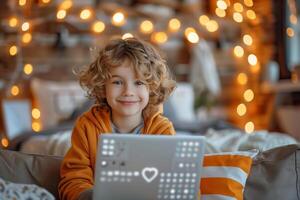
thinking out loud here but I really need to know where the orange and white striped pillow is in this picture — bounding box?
[200,151,257,200]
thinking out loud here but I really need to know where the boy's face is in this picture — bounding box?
[105,60,149,120]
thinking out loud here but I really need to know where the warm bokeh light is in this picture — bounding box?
[287,27,295,37]
[237,73,248,85]
[290,15,298,24]
[9,17,18,27]
[59,0,73,10]
[206,20,219,32]
[215,8,226,18]
[32,122,41,132]
[1,138,9,148]
[216,0,228,10]
[246,10,256,20]
[42,0,51,4]
[199,15,210,26]
[11,85,20,96]
[92,21,105,33]
[245,121,255,133]
[250,63,260,73]
[23,63,33,75]
[9,45,18,56]
[248,54,258,66]
[140,20,154,34]
[187,32,199,43]
[233,12,243,23]
[151,32,168,44]
[19,0,26,6]
[184,27,196,38]
[57,9,67,19]
[233,3,244,12]
[233,45,244,57]
[21,22,30,31]
[112,12,126,26]
[244,0,253,7]
[122,33,133,39]
[32,108,41,119]
[80,9,92,20]
[243,34,253,46]
[168,18,181,32]
[22,32,32,44]
[244,89,254,102]
[237,103,247,116]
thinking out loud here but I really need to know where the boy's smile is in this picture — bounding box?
[105,60,149,125]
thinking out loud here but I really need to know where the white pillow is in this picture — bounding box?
[31,79,87,129]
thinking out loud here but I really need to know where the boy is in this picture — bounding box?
[58,37,176,200]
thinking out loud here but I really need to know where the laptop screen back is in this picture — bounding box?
[93,134,205,200]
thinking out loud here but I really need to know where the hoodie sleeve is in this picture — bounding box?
[58,117,94,200]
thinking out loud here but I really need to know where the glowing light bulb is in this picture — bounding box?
[59,0,72,10]
[287,27,295,37]
[233,12,243,23]
[290,15,298,24]
[57,9,67,19]
[245,121,254,133]
[217,0,228,10]
[187,32,199,43]
[248,54,258,66]
[246,10,256,20]
[1,138,9,148]
[80,9,92,20]
[215,8,226,18]
[140,20,154,34]
[19,0,26,6]
[42,0,51,3]
[244,89,254,102]
[168,18,181,32]
[11,85,20,96]
[237,103,247,116]
[9,17,18,27]
[244,0,253,7]
[112,12,126,26]
[206,20,219,32]
[21,22,30,31]
[92,21,105,33]
[151,32,168,44]
[9,45,18,56]
[32,122,41,132]
[234,3,244,12]
[22,32,32,44]
[237,73,248,85]
[199,15,209,26]
[32,108,41,119]
[122,33,133,39]
[233,45,244,58]
[243,34,253,46]
[23,63,33,75]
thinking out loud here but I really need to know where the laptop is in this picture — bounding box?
[93,134,205,200]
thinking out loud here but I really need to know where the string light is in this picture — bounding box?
[217,0,228,10]
[287,27,295,37]
[151,32,168,44]
[111,12,126,26]
[243,34,253,46]
[19,0,26,6]
[199,15,210,26]
[57,10,67,19]
[215,8,226,18]
[290,14,298,24]
[9,17,18,27]
[23,64,33,75]
[246,10,256,20]
[80,9,92,20]
[233,3,244,12]
[168,18,181,32]
[92,21,105,33]
[42,0,51,4]
[21,22,30,31]
[245,121,255,133]
[237,73,248,85]
[244,0,254,7]
[1,138,9,148]
[140,20,154,34]
[32,108,41,119]
[122,33,133,39]
[233,45,244,57]
[206,20,219,32]
[32,122,41,132]
[187,31,199,44]
[9,45,18,56]
[248,54,258,66]
[244,89,254,102]
[22,32,32,44]
[237,103,247,116]
[233,12,243,23]
[10,85,20,96]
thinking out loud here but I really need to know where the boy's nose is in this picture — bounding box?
[123,83,135,96]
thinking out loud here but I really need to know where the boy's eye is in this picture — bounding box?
[112,80,123,85]
[135,80,145,86]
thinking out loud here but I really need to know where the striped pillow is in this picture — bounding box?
[200,151,257,200]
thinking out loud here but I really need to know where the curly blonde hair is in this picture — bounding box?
[77,37,176,114]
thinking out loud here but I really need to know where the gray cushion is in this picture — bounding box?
[0,149,62,199]
[244,144,300,200]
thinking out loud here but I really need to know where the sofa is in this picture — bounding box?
[1,144,300,200]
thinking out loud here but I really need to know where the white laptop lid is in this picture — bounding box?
[93,134,205,200]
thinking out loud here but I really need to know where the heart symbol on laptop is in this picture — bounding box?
[141,167,158,183]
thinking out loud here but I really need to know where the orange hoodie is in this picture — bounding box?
[58,105,175,200]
